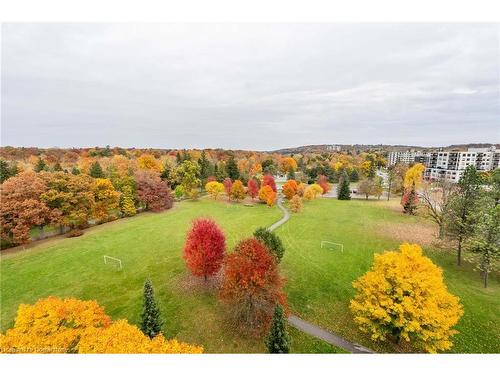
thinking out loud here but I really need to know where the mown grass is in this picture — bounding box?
[278,198,500,353]
[1,196,498,353]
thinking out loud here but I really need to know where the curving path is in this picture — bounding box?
[267,194,374,354]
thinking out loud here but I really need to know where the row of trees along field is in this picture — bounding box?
[3,142,384,248]
[400,163,500,288]
[1,145,390,186]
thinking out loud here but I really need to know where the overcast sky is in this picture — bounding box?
[1,23,499,150]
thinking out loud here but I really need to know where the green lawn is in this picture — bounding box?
[1,197,498,353]
[279,198,500,353]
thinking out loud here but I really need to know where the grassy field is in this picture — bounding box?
[0,198,340,353]
[1,196,498,353]
[279,198,500,353]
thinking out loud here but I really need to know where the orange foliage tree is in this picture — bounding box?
[317,175,331,194]
[0,172,61,245]
[258,185,276,207]
[220,239,286,335]
[0,297,202,354]
[282,179,298,200]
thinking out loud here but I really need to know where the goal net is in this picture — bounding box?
[103,255,122,269]
[320,241,344,252]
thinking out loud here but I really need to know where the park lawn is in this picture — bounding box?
[0,198,286,353]
[1,196,498,353]
[278,197,500,353]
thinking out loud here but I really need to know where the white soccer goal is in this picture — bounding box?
[103,255,122,269]
[321,241,344,252]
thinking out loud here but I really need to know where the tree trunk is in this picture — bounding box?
[484,271,488,288]
[38,225,45,240]
[438,223,444,239]
[204,274,207,282]
[457,238,462,266]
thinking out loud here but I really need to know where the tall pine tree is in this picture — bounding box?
[337,171,351,200]
[226,156,239,180]
[34,158,47,172]
[444,165,482,266]
[140,279,163,338]
[89,161,104,178]
[265,304,290,353]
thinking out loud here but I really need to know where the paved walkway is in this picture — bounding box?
[267,195,290,232]
[267,194,374,354]
[288,315,373,354]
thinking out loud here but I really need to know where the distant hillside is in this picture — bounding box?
[271,143,499,154]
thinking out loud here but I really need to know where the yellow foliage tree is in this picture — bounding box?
[205,181,225,200]
[137,153,162,173]
[403,163,425,189]
[0,297,203,354]
[289,195,302,213]
[93,178,120,222]
[280,157,298,174]
[230,180,246,202]
[350,243,463,353]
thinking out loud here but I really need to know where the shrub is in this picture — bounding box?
[289,195,302,213]
[254,227,285,262]
[317,175,331,194]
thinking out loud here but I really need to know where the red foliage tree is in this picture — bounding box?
[1,172,61,245]
[317,175,331,195]
[247,178,259,200]
[206,176,216,183]
[223,178,233,201]
[135,171,173,212]
[220,238,286,335]
[262,174,277,192]
[183,218,226,281]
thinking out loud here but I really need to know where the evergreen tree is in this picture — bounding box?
[71,166,81,175]
[350,168,359,182]
[215,162,227,182]
[337,171,351,200]
[226,156,239,180]
[402,185,418,214]
[175,151,182,165]
[140,279,163,339]
[89,161,104,178]
[265,305,290,353]
[198,150,211,182]
[34,158,47,172]
[0,159,18,183]
[254,227,285,262]
[444,165,482,266]
[53,162,63,172]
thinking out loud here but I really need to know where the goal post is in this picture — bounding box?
[321,241,344,252]
[103,255,122,269]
